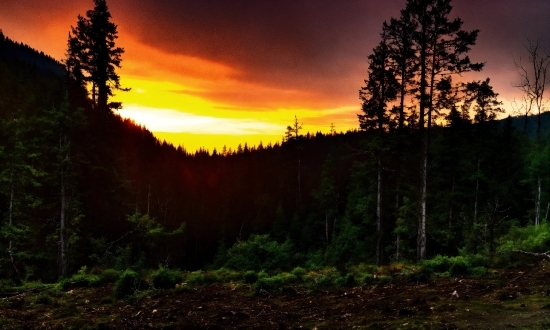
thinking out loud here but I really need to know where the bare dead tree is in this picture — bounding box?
[513,39,550,137]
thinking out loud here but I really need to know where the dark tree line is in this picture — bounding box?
[0,0,548,283]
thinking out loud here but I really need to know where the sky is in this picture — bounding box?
[1,0,549,152]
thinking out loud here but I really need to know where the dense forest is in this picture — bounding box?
[0,0,549,287]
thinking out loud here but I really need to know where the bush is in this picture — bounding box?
[115,269,141,299]
[363,274,375,284]
[34,292,52,305]
[254,275,285,294]
[335,273,356,287]
[377,275,392,284]
[316,274,335,287]
[58,273,101,290]
[99,269,121,284]
[185,271,205,285]
[421,254,490,277]
[224,234,297,271]
[243,270,258,284]
[291,267,306,279]
[152,267,182,289]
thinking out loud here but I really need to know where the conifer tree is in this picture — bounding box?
[68,0,128,114]
[359,33,399,264]
[404,0,483,260]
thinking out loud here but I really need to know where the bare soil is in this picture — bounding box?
[2,262,550,329]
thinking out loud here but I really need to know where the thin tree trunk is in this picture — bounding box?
[418,136,427,261]
[376,155,382,265]
[395,187,400,262]
[325,212,329,244]
[535,176,541,226]
[449,174,455,227]
[473,159,480,225]
[8,171,19,277]
[147,183,151,215]
[60,134,70,277]
[417,7,427,262]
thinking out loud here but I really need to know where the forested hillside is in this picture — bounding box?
[0,0,549,287]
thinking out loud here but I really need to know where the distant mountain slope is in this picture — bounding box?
[0,29,65,77]
[500,112,550,138]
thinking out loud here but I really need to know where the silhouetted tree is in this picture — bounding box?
[68,0,128,114]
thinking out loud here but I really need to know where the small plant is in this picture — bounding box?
[254,274,285,294]
[316,274,335,287]
[99,269,121,284]
[34,292,52,305]
[185,271,205,285]
[152,266,182,289]
[344,273,356,287]
[363,274,375,284]
[58,273,101,290]
[291,267,306,279]
[243,270,258,284]
[377,275,392,284]
[114,269,141,299]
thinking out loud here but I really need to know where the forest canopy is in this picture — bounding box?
[0,0,549,287]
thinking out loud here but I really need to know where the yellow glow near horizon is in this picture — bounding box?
[105,34,363,153]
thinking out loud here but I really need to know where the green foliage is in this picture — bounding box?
[243,270,258,284]
[114,269,141,299]
[99,269,121,284]
[34,291,52,305]
[58,268,101,290]
[335,273,356,287]
[253,272,298,294]
[499,222,550,253]
[291,267,306,279]
[185,271,205,285]
[224,234,297,271]
[421,254,489,277]
[151,266,182,289]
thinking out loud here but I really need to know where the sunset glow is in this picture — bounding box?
[1,0,548,152]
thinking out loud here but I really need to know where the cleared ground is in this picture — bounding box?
[1,262,550,329]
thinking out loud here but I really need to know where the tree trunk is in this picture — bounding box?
[535,176,541,226]
[147,183,151,215]
[395,183,400,262]
[8,171,19,278]
[417,6,428,262]
[325,211,329,244]
[60,134,70,277]
[473,159,480,226]
[376,155,382,265]
[418,135,427,261]
[449,174,455,227]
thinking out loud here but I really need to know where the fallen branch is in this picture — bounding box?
[501,250,550,260]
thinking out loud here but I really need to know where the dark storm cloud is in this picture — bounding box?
[111,0,549,106]
[2,0,549,109]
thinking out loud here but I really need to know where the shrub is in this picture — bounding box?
[363,274,375,284]
[152,267,182,289]
[254,275,285,294]
[58,274,101,290]
[185,271,205,285]
[316,274,335,287]
[421,254,490,277]
[224,234,297,271]
[99,269,121,284]
[243,270,258,284]
[115,269,140,299]
[291,267,306,280]
[34,292,52,305]
[377,275,392,284]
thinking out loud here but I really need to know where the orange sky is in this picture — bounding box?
[1,0,549,152]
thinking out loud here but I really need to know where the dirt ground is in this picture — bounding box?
[1,262,550,329]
